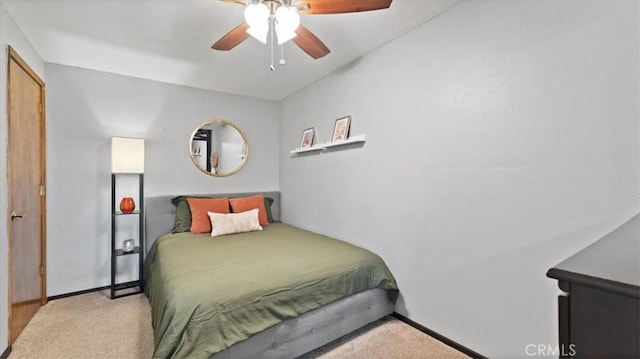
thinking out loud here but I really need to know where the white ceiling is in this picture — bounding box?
[1,0,459,101]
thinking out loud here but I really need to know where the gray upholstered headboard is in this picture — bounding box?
[144,191,281,254]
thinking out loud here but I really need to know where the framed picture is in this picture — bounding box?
[331,115,351,142]
[300,127,315,148]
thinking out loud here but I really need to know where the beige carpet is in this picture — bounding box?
[9,291,469,359]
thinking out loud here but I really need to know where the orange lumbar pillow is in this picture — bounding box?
[187,197,230,233]
[229,194,269,227]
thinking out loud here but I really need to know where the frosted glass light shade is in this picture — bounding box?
[276,26,297,45]
[275,7,299,45]
[111,137,145,173]
[247,24,268,44]
[244,3,269,28]
[245,3,269,44]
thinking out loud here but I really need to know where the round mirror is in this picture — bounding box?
[189,119,249,177]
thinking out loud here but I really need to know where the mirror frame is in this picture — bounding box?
[189,119,249,177]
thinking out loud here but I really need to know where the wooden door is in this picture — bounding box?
[7,47,46,344]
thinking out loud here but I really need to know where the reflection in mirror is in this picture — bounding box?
[190,119,249,177]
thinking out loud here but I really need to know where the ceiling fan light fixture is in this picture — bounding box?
[275,27,296,45]
[244,3,269,28]
[214,0,391,60]
[247,24,269,44]
[275,6,300,30]
[275,6,300,44]
[244,3,269,43]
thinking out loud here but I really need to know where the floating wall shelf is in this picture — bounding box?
[289,145,324,154]
[290,134,366,155]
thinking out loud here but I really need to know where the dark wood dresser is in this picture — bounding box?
[547,214,639,358]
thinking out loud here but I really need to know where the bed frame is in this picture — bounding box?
[145,191,394,358]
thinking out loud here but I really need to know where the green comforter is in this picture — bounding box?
[144,223,398,359]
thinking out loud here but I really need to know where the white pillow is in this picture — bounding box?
[208,208,263,237]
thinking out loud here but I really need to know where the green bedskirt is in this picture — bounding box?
[144,223,398,359]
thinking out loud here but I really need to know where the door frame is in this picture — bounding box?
[7,46,47,343]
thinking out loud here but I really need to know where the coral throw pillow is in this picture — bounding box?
[229,195,269,226]
[187,197,230,233]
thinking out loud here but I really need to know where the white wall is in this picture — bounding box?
[0,2,45,352]
[45,63,279,296]
[279,1,639,357]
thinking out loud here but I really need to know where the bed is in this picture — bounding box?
[144,191,398,359]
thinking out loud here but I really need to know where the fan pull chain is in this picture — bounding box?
[269,17,275,71]
[280,44,285,66]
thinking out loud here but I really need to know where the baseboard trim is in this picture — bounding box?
[48,285,111,301]
[391,312,486,359]
[0,346,11,359]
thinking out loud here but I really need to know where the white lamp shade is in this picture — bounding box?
[111,137,145,173]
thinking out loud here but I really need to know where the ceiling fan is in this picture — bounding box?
[212,0,393,60]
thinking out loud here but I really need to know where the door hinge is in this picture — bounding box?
[38,102,44,113]
[40,265,45,277]
[39,185,46,196]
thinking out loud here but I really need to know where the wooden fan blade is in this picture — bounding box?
[212,23,250,51]
[296,0,392,14]
[293,25,330,59]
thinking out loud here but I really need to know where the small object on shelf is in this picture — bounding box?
[119,197,136,214]
[300,127,315,148]
[122,239,135,253]
[331,115,351,142]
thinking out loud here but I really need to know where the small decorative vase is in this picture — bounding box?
[119,197,135,214]
[122,239,135,252]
